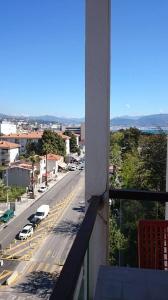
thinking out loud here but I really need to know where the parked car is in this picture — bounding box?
[18,224,33,240]
[78,164,84,170]
[38,186,47,193]
[30,217,42,228]
[0,209,14,223]
[69,165,76,171]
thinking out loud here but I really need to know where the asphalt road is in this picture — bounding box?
[0,171,85,300]
[0,170,82,250]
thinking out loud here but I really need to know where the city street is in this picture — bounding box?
[0,170,85,299]
[0,170,82,250]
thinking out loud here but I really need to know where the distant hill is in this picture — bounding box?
[1,112,168,127]
[111,114,168,127]
[0,113,84,124]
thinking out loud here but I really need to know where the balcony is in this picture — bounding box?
[49,189,168,300]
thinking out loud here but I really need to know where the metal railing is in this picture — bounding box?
[49,189,168,300]
[49,195,103,300]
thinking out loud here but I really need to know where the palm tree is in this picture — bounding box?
[29,152,40,198]
[42,144,51,187]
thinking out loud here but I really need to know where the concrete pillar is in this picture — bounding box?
[85,0,110,298]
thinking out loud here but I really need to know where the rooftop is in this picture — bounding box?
[0,141,20,149]
[0,131,70,140]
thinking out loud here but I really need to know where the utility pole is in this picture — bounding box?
[6,167,9,204]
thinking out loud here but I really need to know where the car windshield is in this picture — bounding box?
[2,214,8,218]
[36,212,44,216]
[21,229,28,234]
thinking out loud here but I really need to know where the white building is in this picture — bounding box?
[0,121,17,135]
[0,131,71,155]
[0,141,20,166]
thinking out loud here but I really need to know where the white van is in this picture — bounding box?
[34,204,49,221]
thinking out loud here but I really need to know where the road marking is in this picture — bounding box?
[0,270,12,281]
[0,184,82,264]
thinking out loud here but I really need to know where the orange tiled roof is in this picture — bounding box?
[1,131,70,140]
[0,132,43,139]
[57,132,71,140]
[0,141,21,149]
[41,153,63,161]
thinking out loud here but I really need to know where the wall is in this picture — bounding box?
[9,148,19,163]
[0,123,17,135]
[6,167,31,187]
[65,139,70,155]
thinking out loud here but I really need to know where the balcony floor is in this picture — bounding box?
[94,266,168,300]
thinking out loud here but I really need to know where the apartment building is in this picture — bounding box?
[0,141,20,166]
[0,131,71,155]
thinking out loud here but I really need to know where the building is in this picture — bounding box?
[80,122,85,141]
[41,153,66,178]
[0,141,20,166]
[4,163,33,187]
[0,121,17,135]
[0,131,71,155]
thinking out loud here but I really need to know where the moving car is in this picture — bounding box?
[0,209,14,223]
[38,186,47,193]
[19,224,33,240]
[33,204,50,221]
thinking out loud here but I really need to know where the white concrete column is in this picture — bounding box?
[85,0,110,298]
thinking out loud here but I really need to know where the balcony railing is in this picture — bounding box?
[49,189,168,300]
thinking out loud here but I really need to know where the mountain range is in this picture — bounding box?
[1,113,168,127]
[111,114,168,127]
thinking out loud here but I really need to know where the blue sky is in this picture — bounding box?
[0,0,168,118]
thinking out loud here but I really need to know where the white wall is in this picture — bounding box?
[65,139,70,155]
[85,0,110,297]
[0,148,19,165]
[47,160,58,174]
[9,148,19,163]
[81,123,85,141]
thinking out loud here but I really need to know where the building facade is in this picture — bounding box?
[0,121,17,135]
[0,141,20,166]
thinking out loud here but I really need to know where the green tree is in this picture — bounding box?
[139,133,167,191]
[28,152,40,197]
[26,141,38,156]
[109,215,127,265]
[38,130,66,157]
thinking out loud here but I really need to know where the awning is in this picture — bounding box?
[58,162,67,169]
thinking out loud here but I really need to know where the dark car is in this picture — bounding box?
[30,217,42,228]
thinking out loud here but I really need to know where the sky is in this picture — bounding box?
[0,0,168,118]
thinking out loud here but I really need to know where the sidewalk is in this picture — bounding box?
[0,171,69,222]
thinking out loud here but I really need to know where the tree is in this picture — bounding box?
[139,133,167,191]
[109,215,127,265]
[38,130,66,157]
[26,141,38,156]
[28,152,40,197]
[109,128,166,267]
